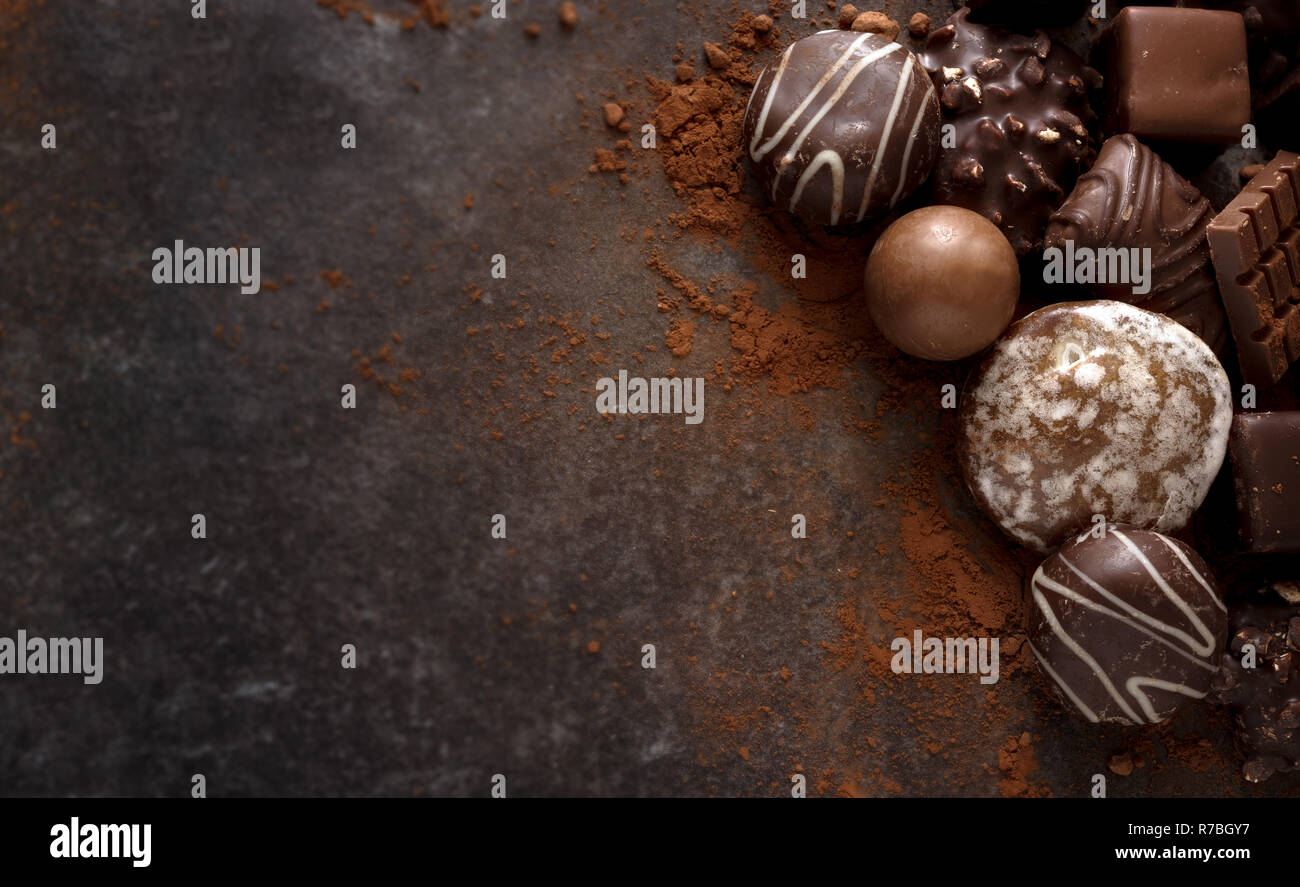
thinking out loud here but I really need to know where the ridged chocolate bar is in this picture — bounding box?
[1207,151,1300,388]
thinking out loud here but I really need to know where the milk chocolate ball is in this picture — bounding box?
[864,205,1019,361]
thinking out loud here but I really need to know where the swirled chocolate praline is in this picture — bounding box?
[1044,134,1228,355]
[742,30,940,227]
[1027,527,1227,726]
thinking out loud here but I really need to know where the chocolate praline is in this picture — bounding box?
[1044,134,1229,355]
[864,205,1018,361]
[743,30,940,227]
[960,301,1233,554]
[1027,527,1227,726]
[920,8,1100,255]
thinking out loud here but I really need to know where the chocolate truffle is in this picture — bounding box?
[920,8,1100,255]
[960,301,1233,554]
[743,30,940,227]
[1209,593,1300,782]
[1028,527,1228,725]
[1044,134,1228,355]
[864,205,1019,361]
[1102,7,1251,144]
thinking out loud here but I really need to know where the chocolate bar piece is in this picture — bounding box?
[1102,7,1251,144]
[1229,412,1300,554]
[1207,152,1300,388]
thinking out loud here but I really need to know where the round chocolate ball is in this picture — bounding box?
[961,301,1233,554]
[743,30,940,226]
[864,205,1019,361]
[1027,527,1227,726]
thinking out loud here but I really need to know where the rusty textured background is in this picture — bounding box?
[0,0,1296,797]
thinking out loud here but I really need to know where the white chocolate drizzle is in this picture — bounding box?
[1027,530,1224,725]
[748,33,934,225]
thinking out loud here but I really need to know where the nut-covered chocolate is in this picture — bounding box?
[1044,134,1228,355]
[960,301,1233,554]
[920,8,1100,255]
[743,30,940,226]
[864,205,1019,361]
[1209,594,1300,782]
[1028,527,1227,725]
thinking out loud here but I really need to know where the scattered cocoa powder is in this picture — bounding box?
[851,11,899,41]
[558,1,578,30]
[303,0,1265,796]
[703,41,730,69]
[315,0,448,30]
[665,318,695,358]
[997,733,1048,797]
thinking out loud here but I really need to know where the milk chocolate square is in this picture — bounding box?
[1104,7,1252,144]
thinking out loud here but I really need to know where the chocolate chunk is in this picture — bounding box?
[742,31,940,227]
[963,0,1092,29]
[1102,7,1252,145]
[1209,594,1300,782]
[1044,135,1228,355]
[1027,527,1227,726]
[1206,151,1300,389]
[920,8,1100,255]
[1229,412,1300,554]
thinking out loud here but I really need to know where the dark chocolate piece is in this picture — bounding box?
[1102,7,1251,145]
[742,31,940,227]
[920,8,1100,255]
[962,0,1092,28]
[1027,527,1228,726]
[1229,412,1300,554]
[1209,595,1300,782]
[864,205,1019,361]
[1206,151,1300,389]
[1044,134,1228,355]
